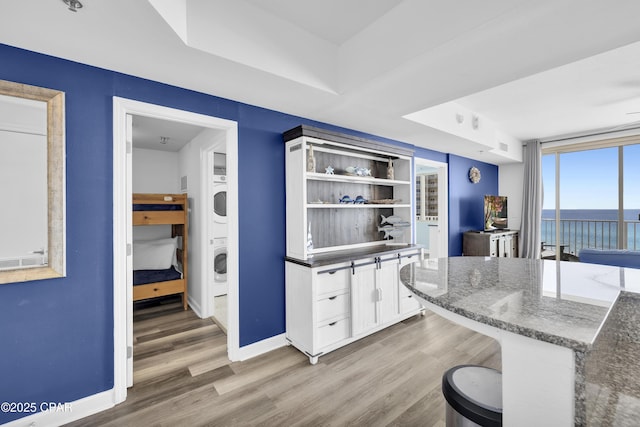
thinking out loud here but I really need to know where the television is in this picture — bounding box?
[484,195,508,231]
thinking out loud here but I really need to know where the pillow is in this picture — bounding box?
[137,237,179,265]
[144,237,178,265]
[133,238,177,270]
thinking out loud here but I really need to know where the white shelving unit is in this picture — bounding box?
[284,125,423,365]
[285,127,414,259]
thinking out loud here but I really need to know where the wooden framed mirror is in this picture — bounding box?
[0,80,65,284]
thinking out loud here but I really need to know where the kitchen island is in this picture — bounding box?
[400,256,640,426]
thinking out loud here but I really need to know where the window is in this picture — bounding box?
[542,137,640,259]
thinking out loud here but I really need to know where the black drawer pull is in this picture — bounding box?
[408,295,412,298]
[329,270,336,275]
[328,321,337,326]
[328,296,337,300]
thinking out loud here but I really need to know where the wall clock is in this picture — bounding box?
[469,166,481,184]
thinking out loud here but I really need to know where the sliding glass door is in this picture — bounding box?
[542,139,640,260]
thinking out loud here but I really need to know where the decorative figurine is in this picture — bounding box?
[306,221,314,255]
[387,158,394,180]
[339,195,353,204]
[378,214,410,240]
[325,165,334,174]
[307,144,316,173]
[345,166,371,177]
[354,195,367,204]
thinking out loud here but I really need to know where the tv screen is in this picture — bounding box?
[484,195,508,231]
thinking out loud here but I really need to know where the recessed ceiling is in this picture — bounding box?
[245,0,403,46]
[454,40,640,142]
[3,0,640,164]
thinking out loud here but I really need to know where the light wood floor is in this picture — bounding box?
[66,301,501,427]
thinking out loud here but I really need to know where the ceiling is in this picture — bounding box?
[132,116,206,152]
[3,0,640,164]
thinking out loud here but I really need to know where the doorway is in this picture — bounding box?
[112,97,239,403]
[414,158,448,258]
[207,148,229,332]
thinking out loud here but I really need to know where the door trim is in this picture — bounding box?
[414,157,448,258]
[112,97,239,403]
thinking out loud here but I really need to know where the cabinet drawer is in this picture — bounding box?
[317,292,350,323]
[400,294,421,314]
[315,268,350,296]
[317,317,350,348]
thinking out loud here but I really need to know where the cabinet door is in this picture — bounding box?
[377,259,399,323]
[503,235,511,258]
[490,236,499,257]
[397,256,422,314]
[350,263,378,336]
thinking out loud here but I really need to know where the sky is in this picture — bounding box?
[542,144,640,210]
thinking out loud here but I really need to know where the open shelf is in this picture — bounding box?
[306,172,410,186]
[285,125,414,259]
[307,203,411,209]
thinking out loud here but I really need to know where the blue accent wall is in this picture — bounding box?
[448,154,499,255]
[0,43,497,423]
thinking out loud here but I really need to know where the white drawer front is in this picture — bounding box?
[315,268,350,296]
[400,294,421,314]
[317,317,350,349]
[317,292,350,323]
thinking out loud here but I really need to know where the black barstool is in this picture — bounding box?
[442,365,502,426]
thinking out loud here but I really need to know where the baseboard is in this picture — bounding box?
[2,389,114,427]
[236,333,287,361]
[187,295,203,318]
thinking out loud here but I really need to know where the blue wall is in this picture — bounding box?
[448,154,499,255]
[0,44,497,423]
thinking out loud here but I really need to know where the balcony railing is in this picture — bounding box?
[541,218,640,256]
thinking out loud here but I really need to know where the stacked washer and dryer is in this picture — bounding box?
[212,153,227,297]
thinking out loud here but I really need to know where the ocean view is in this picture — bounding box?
[541,209,640,255]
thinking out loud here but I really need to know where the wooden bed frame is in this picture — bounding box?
[132,193,188,310]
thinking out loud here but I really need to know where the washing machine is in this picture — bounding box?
[213,237,227,296]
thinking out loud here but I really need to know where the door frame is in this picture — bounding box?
[413,157,448,258]
[112,97,239,403]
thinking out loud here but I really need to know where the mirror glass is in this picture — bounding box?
[0,80,65,284]
[0,95,48,267]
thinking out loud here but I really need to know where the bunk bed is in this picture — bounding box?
[132,193,188,310]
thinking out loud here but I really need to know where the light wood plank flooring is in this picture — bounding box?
[67,301,501,426]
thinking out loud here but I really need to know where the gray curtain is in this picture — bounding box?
[519,140,542,258]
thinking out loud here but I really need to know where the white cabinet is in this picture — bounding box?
[284,126,422,364]
[463,230,519,258]
[351,254,406,336]
[285,249,423,364]
[284,125,414,260]
[350,262,378,336]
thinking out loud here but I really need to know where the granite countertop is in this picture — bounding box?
[583,292,640,425]
[400,256,640,425]
[286,243,422,268]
